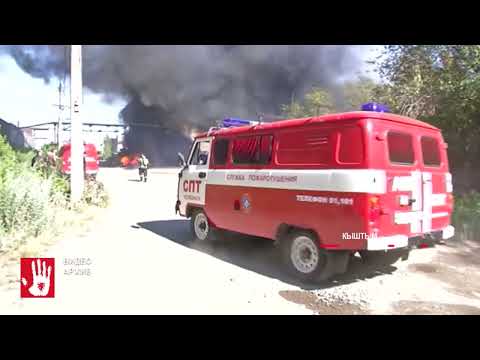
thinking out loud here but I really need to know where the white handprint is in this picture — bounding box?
[21,259,52,297]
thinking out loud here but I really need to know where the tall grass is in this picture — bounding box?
[0,136,69,252]
[0,135,109,254]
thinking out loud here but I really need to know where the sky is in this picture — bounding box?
[0,55,126,128]
[338,45,382,84]
[0,45,382,129]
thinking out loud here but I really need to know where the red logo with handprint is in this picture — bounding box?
[20,258,55,298]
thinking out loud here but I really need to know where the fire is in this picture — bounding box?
[120,156,129,167]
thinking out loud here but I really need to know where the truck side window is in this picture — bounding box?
[388,132,414,165]
[213,139,229,166]
[421,136,441,167]
[338,126,363,164]
[232,135,272,165]
[189,141,210,166]
[277,129,331,165]
[259,135,273,164]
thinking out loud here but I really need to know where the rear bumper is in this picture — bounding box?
[442,225,455,240]
[367,235,408,251]
[367,226,455,251]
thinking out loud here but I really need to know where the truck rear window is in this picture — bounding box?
[388,132,414,165]
[421,136,441,166]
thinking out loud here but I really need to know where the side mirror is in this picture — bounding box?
[178,152,186,167]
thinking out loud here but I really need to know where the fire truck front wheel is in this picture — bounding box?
[190,209,215,242]
[281,231,334,283]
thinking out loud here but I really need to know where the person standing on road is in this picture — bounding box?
[139,153,150,182]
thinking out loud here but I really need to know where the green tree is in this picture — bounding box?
[304,87,335,116]
[280,100,307,119]
[281,87,335,118]
[371,45,480,184]
[103,136,113,160]
[342,76,377,111]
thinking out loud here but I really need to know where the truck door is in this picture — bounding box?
[420,136,451,233]
[385,131,449,238]
[383,131,423,237]
[178,138,211,216]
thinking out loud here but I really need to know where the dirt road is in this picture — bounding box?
[1,168,480,314]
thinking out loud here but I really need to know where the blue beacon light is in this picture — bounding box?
[222,118,258,128]
[361,103,390,113]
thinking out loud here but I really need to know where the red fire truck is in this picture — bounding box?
[59,143,100,178]
[175,103,455,282]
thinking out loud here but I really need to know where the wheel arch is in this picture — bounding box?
[186,204,203,218]
[275,223,322,246]
[276,223,350,280]
[186,205,217,226]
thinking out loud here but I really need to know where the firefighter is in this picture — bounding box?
[31,149,40,167]
[138,153,150,182]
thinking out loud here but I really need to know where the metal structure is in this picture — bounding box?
[70,45,84,203]
[52,81,69,145]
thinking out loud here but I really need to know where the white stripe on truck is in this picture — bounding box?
[446,173,453,193]
[431,193,447,207]
[207,169,387,194]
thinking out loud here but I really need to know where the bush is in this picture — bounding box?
[52,174,70,197]
[0,136,69,251]
[82,179,109,208]
[0,134,16,181]
[452,191,480,241]
[0,172,53,249]
[33,144,61,178]
[0,135,110,254]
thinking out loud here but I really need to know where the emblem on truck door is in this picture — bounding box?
[241,194,252,212]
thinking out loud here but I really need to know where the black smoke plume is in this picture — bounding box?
[119,95,192,165]
[1,45,364,165]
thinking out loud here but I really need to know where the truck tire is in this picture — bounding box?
[359,249,409,267]
[190,209,215,242]
[280,230,335,283]
[190,209,225,242]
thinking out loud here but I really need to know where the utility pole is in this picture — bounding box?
[53,82,70,144]
[70,45,84,203]
[57,81,63,145]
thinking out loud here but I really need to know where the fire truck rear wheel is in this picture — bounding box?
[281,231,334,283]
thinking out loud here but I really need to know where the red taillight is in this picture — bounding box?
[369,195,379,206]
[368,195,381,224]
[447,193,454,205]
